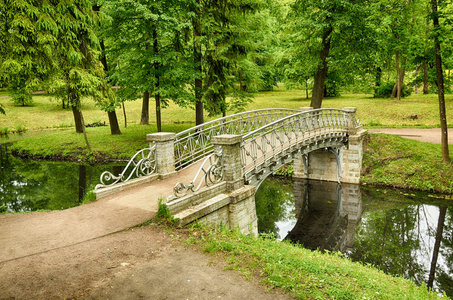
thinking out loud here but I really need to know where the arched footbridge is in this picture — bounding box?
[95,107,367,235]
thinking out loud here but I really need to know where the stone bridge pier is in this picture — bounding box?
[293,107,367,184]
[166,134,259,236]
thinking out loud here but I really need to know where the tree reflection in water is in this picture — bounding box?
[254,177,453,297]
[0,143,125,212]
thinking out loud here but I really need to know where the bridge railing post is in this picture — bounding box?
[343,107,358,134]
[211,134,244,193]
[146,132,176,177]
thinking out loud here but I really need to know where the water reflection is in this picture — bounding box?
[285,179,362,253]
[0,143,125,212]
[255,177,453,297]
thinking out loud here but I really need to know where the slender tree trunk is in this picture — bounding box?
[153,28,162,132]
[71,103,84,133]
[427,206,447,290]
[311,26,333,109]
[80,112,91,152]
[392,51,406,100]
[238,70,247,92]
[141,91,150,125]
[93,4,121,135]
[305,77,309,99]
[122,101,127,128]
[193,0,204,125]
[432,0,451,163]
[423,62,429,94]
[374,66,382,96]
[415,65,419,94]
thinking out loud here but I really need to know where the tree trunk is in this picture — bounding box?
[374,66,382,96]
[311,26,332,109]
[153,28,162,132]
[423,61,429,94]
[194,0,204,125]
[93,4,121,135]
[427,206,447,290]
[415,65,418,94]
[107,111,121,135]
[432,0,451,163]
[71,103,84,133]
[122,101,127,128]
[239,70,247,92]
[141,91,150,125]
[392,51,406,100]
[81,114,91,152]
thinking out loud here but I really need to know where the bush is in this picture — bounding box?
[374,82,412,98]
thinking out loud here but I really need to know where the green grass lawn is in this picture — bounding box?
[0,86,450,133]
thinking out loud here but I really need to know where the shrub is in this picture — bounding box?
[374,82,412,98]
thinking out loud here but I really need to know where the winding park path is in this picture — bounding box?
[0,128,447,299]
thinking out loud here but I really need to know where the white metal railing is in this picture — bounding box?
[240,109,350,184]
[173,109,300,170]
[95,145,156,189]
[169,147,223,200]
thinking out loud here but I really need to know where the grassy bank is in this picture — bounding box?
[362,133,453,194]
[179,225,443,300]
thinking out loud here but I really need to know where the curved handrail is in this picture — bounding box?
[173,108,300,170]
[241,109,350,183]
[95,145,156,190]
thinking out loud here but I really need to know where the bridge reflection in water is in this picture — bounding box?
[284,178,362,253]
[255,177,453,297]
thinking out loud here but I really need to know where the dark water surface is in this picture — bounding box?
[0,143,125,212]
[255,177,453,297]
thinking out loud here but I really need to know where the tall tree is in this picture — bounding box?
[190,0,262,119]
[288,0,375,108]
[93,4,121,135]
[48,0,105,135]
[431,0,450,163]
[103,0,192,131]
[0,0,58,106]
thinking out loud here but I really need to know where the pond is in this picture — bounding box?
[0,143,125,212]
[255,177,453,297]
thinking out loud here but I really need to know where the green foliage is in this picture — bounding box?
[375,82,412,98]
[154,197,179,225]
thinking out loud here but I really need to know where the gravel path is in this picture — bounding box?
[368,128,453,144]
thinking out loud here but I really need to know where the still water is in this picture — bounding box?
[255,177,453,297]
[0,143,125,212]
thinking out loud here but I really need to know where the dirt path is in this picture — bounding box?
[0,225,290,300]
[0,161,292,299]
[368,128,453,144]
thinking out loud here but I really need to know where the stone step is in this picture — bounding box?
[173,193,230,226]
[166,182,226,215]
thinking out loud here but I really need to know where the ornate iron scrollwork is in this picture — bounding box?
[95,145,156,189]
[169,148,224,201]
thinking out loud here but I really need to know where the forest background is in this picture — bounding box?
[1,0,452,162]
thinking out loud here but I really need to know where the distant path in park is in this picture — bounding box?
[368,128,453,144]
